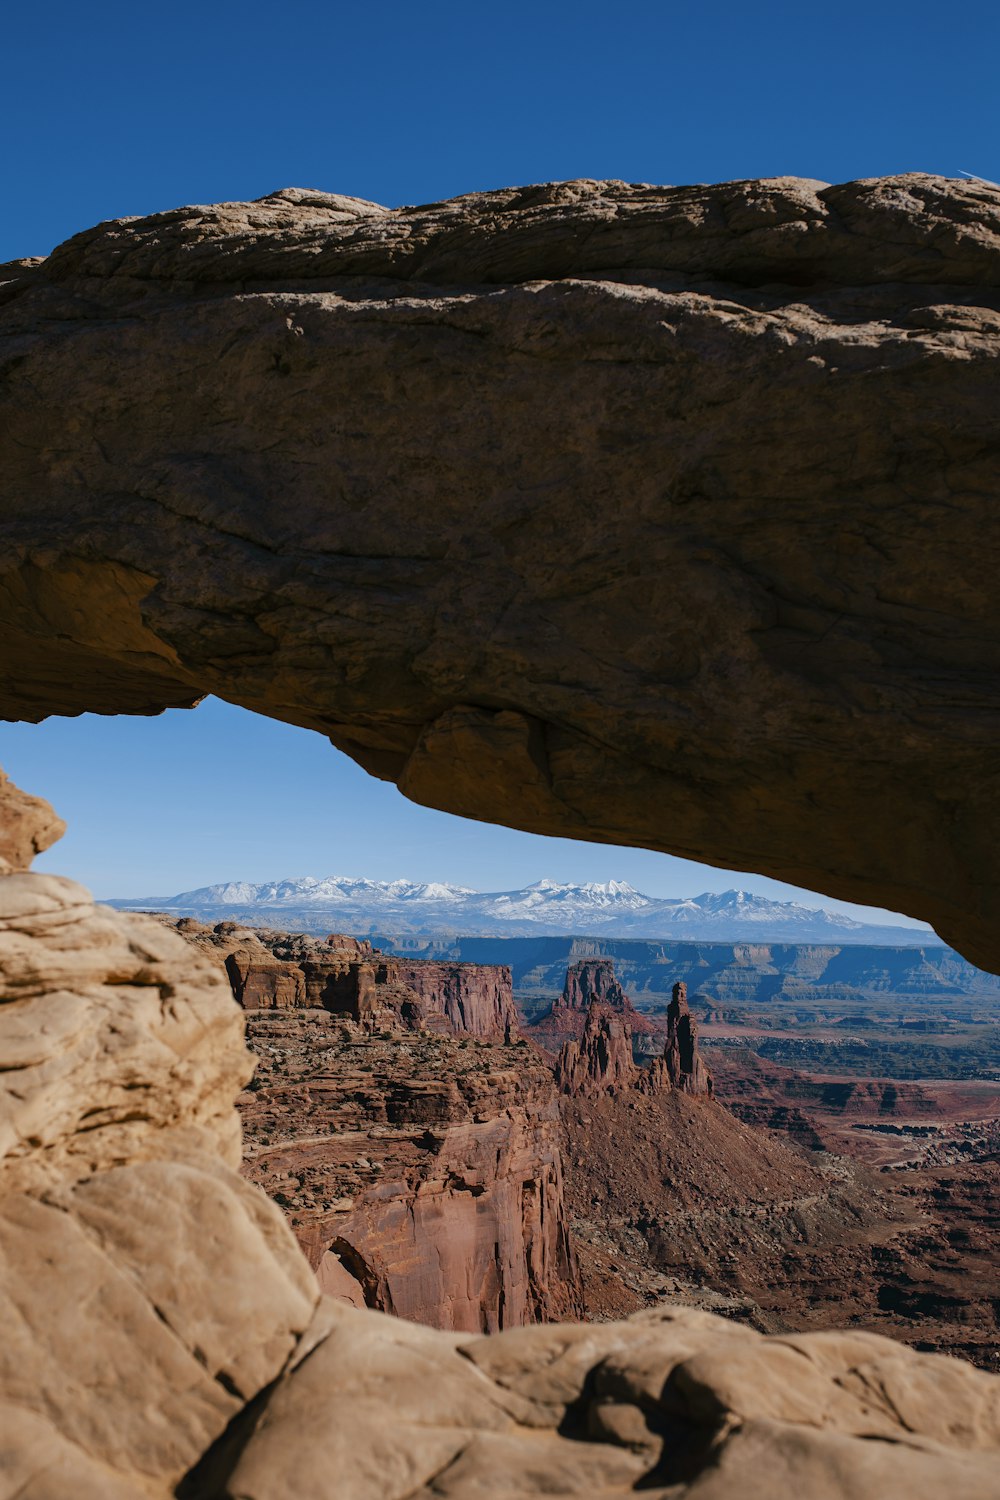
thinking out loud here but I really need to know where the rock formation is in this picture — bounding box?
[559,957,634,1013]
[5,168,1000,1494]
[386,958,519,1038]
[208,1300,1000,1500]
[530,956,657,1054]
[162,917,517,1037]
[3,176,1000,966]
[0,765,65,873]
[554,1002,640,1096]
[0,773,322,1494]
[553,979,711,1099]
[2,768,1000,1491]
[647,981,714,1096]
[237,1009,580,1331]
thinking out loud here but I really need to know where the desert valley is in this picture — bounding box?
[150,913,999,1373]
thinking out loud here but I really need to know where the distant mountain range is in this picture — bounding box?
[106,876,941,946]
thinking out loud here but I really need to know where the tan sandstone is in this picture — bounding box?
[2,176,1000,965]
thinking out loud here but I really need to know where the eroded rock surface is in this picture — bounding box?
[0,766,65,875]
[3,176,1000,964]
[205,1300,1000,1500]
[0,774,319,1497]
[530,957,656,1054]
[161,917,518,1036]
[555,1002,640,1096]
[237,1010,581,1331]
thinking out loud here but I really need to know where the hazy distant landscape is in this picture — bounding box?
[108,875,939,945]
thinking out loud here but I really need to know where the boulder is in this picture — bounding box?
[216,1300,1000,1500]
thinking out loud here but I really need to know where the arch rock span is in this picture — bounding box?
[1,172,999,964]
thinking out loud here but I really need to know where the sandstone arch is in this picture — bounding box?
[2,173,999,966]
[1,176,1000,1497]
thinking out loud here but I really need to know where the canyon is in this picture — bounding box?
[3,171,1000,1496]
[156,917,576,1332]
[167,926,997,1375]
[411,935,1000,1010]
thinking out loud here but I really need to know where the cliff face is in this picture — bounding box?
[387,958,518,1038]
[416,935,1000,1006]
[165,918,516,1038]
[560,957,633,1012]
[239,1011,581,1331]
[165,918,564,1331]
[554,1003,639,1096]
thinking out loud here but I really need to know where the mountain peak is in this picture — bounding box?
[106,873,937,945]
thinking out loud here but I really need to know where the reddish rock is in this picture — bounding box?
[558,958,633,1013]
[646,982,713,1097]
[165,919,515,1037]
[384,959,518,1039]
[240,1012,582,1332]
[554,1003,639,1097]
[529,958,656,1054]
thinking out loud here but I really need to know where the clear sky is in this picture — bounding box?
[4,0,989,921]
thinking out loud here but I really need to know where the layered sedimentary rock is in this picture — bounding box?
[3,774,1000,1492]
[530,957,656,1053]
[554,1002,640,1096]
[390,958,518,1038]
[238,1010,580,1331]
[0,774,321,1496]
[560,957,634,1013]
[649,981,714,1096]
[163,917,516,1036]
[3,176,1000,966]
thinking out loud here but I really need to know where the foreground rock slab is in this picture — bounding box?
[1,770,999,1496]
[0,775,319,1496]
[207,1300,1000,1500]
[3,175,1000,965]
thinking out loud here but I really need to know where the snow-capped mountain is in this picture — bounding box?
[106,876,939,945]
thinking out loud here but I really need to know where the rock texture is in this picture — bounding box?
[0,773,320,1496]
[0,766,65,874]
[3,176,1000,965]
[160,918,517,1036]
[391,958,518,1038]
[651,981,714,1096]
[561,957,634,1013]
[554,1003,640,1096]
[238,1010,580,1331]
[530,957,657,1054]
[204,1300,1000,1500]
[2,771,1000,1492]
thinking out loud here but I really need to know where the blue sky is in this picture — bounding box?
[4,0,990,919]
